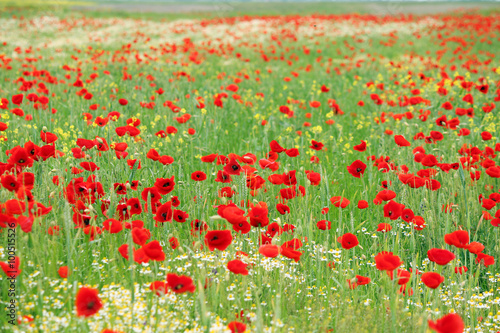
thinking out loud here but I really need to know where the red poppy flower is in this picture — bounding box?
[310,140,324,151]
[428,313,464,333]
[12,94,23,105]
[353,140,366,152]
[150,281,168,296]
[421,272,444,289]
[401,209,415,222]
[377,223,392,232]
[330,196,350,208]
[276,203,290,215]
[169,237,179,249]
[348,275,371,289]
[486,166,500,178]
[205,230,233,251]
[7,147,33,168]
[476,253,495,266]
[118,244,130,260]
[142,240,166,261]
[455,266,468,275]
[132,227,151,246]
[201,153,218,163]
[75,287,103,317]
[227,259,249,275]
[467,242,484,254]
[224,158,242,175]
[383,200,404,220]
[444,230,469,249]
[259,244,280,258]
[375,251,402,272]
[428,248,455,266]
[228,321,247,333]
[309,101,321,108]
[280,245,302,262]
[481,131,492,141]
[285,148,299,157]
[0,256,21,278]
[1,175,19,192]
[154,202,172,223]
[191,171,207,181]
[173,209,188,223]
[166,273,195,293]
[154,176,175,195]
[317,220,331,230]
[58,266,69,278]
[103,218,123,234]
[358,200,368,209]
[40,130,58,144]
[190,219,208,236]
[233,220,251,234]
[270,140,286,153]
[215,170,232,183]
[248,205,269,227]
[337,233,359,250]
[394,134,411,147]
[346,160,366,178]
[305,170,321,185]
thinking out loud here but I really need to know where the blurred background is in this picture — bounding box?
[1,0,499,20]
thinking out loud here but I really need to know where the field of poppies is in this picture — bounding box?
[0,3,499,333]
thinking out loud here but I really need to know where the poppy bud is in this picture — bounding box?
[125,183,132,190]
[193,241,202,251]
[95,137,103,143]
[178,246,185,254]
[275,217,281,225]
[49,191,55,198]
[42,126,47,132]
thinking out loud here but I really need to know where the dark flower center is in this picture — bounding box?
[174,284,183,290]
[87,301,95,309]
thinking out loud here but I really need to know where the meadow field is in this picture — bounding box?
[0,1,500,332]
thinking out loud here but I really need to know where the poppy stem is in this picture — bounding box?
[458,164,469,229]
